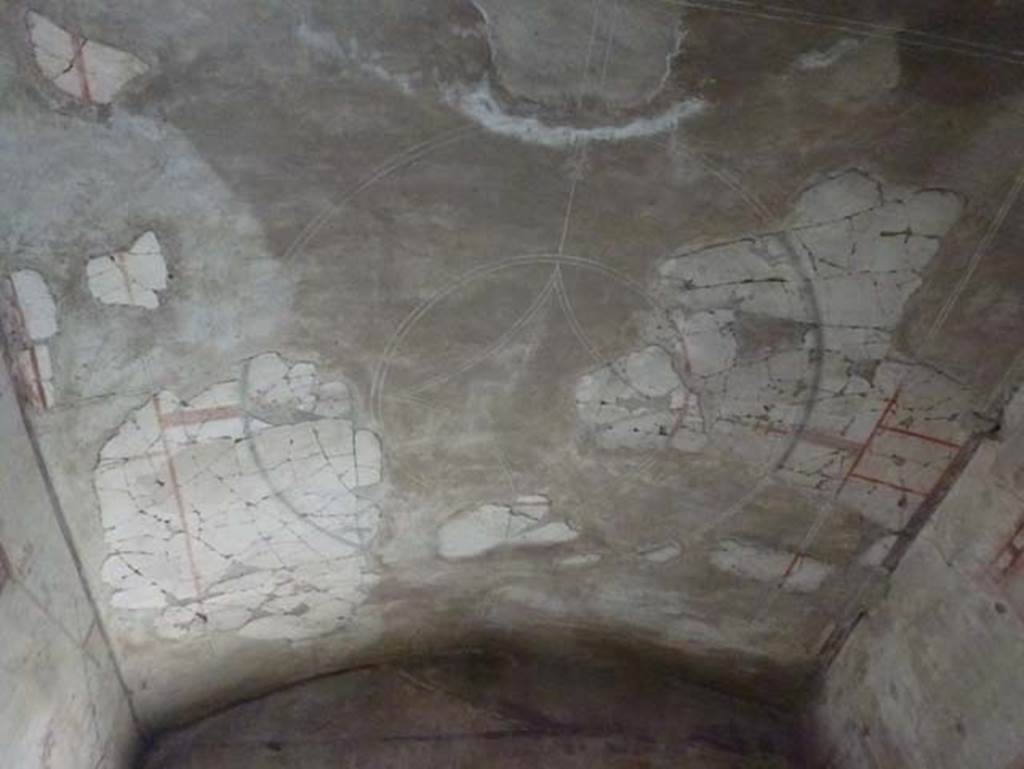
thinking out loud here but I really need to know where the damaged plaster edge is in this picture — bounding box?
[294,21,416,95]
[445,80,705,148]
[294,13,703,149]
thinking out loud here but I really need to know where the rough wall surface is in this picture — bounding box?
[140,647,799,768]
[0,355,139,769]
[810,387,1024,769]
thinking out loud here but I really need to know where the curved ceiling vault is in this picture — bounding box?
[2,0,1024,763]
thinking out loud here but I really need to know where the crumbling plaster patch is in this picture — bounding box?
[576,170,973,536]
[26,11,147,105]
[438,494,578,560]
[96,353,383,641]
[87,231,168,309]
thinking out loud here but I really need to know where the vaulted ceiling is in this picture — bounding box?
[2,0,1023,730]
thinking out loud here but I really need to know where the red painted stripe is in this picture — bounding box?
[159,405,242,427]
[877,424,963,450]
[836,387,902,495]
[70,32,92,104]
[152,398,204,600]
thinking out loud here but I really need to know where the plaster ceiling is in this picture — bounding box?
[1,0,1023,726]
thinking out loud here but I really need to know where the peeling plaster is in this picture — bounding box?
[95,354,382,641]
[87,232,168,309]
[574,170,971,530]
[710,539,834,593]
[438,494,578,560]
[26,12,147,105]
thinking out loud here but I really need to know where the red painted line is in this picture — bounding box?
[877,424,963,450]
[836,387,902,495]
[848,472,928,497]
[5,281,48,410]
[159,405,242,428]
[27,346,47,410]
[152,398,204,600]
[69,32,92,104]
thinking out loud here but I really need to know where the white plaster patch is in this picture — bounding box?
[246,352,353,418]
[87,231,168,309]
[26,12,148,105]
[7,270,57,341]
[576,345,704,451]
[438,494,577,560]
[0,270,58,410]
[710,539,834,593]
[95,355,381,641]
[649,171,965,503]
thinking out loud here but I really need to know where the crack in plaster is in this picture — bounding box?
[575,169,974,554]
[95,353,383,641]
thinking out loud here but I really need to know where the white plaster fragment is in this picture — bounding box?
[8,270,57,341]
[26,11,148,104]
[576,345,700,451]
[624,346,681,397]
[87,231,168,309]
[676,310,736,377]
[614,169,969,528]
[792,170,882,225]
[438,494,576,560]
[96,354,382,641]
[0,271,59,410]
[710,539,834,593]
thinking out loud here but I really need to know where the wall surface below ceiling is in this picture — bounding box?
[810,388,1024,769]
[0,354,139,769]
[140,646,800,769]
